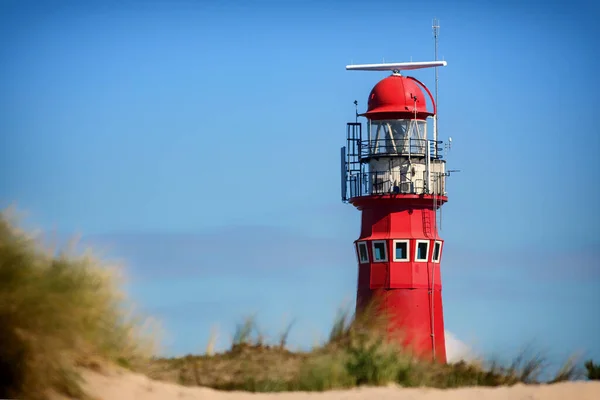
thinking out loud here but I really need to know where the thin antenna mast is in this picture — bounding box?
[432,18,440,157]
[430,19,442,364]
[432,18,441,232]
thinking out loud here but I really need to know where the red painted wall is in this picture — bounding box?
[351,195,448,363]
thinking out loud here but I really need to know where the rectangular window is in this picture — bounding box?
[432,240,442,263]
[357,241,369,264]
[371,240,388,262]
[415,240,430,262]
[393,240,410,262]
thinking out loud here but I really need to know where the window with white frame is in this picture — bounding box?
[393,240,410,262]
[371,240,388,262]
[432,240,442,263]
[415,240,430,262]
[356,241,369,264]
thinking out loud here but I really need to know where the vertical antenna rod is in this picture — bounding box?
[430,19,441,363]
[432,18,441,231]
[432,18,440,158]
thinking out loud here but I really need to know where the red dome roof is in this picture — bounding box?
[362,74,435,120]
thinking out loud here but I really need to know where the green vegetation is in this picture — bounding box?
[0,208,592,399]
[585,360,600,380]
[0,210,158,400]
[146,309,585,392]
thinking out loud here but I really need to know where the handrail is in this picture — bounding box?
[345,170,447,199]
[360,138,443,159]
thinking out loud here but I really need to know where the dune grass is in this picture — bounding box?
[147,306,585,392]
[0,210,158,400]
[0,208,591,398]
[586,360,600,380]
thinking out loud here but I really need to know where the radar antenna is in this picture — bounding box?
[345,60,447,72]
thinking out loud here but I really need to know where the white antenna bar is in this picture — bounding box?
[346,60,447,71]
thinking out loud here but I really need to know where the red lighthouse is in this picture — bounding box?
[341,60,452,363]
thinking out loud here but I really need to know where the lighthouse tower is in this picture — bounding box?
[340,60,451,363]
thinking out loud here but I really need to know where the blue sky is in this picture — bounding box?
[1,0,598,368]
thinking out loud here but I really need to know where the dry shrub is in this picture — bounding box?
[0,209,159,399]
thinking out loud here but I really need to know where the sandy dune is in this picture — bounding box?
[79,367,600,400]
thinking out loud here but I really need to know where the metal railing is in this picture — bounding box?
[346,170,447,199]
[360,139,443,159]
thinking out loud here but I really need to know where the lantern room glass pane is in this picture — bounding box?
[368,119,427,156]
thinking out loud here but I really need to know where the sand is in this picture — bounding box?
[78,367,600,400]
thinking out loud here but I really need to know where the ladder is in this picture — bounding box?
[422,210,433,238]
[346,123,362,198]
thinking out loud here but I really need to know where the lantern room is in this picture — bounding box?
[341,68,448,201]
[362,74,434,120]
[362,74,435,159]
